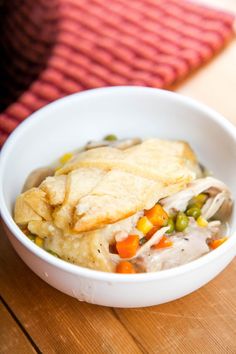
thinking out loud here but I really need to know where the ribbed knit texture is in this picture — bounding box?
[0,0,235,145]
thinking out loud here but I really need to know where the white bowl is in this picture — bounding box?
[0,87,236,308]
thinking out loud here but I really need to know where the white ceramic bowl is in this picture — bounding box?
[1,87,236,308]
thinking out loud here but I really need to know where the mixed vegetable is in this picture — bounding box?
[110,179,232,274]
[114,206,228,273]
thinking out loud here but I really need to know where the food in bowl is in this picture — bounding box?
[14,136,233,274]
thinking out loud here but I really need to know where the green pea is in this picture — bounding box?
[189,193,207,208]
[186,207,201,219]
[175,212,189,232]
[197,193,208,203]
[104,134,117,141]
[166,218,175,234]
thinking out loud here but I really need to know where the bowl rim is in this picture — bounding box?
[1,86,236,283]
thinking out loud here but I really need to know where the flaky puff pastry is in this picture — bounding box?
[14,139,200,234]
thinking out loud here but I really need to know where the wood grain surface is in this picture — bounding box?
[1,1,236,353]
[0,300,36,354]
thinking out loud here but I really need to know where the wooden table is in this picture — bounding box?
[1,1,236,353]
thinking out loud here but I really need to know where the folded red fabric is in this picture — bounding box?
[0,0,235,145]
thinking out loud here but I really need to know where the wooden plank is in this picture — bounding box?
[0,224,141,354]
[114,262,236,353]
[0,300,37,354]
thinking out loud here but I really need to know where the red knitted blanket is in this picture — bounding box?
[0,0,235,146]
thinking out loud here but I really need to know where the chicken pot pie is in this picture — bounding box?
[14,136,233,273]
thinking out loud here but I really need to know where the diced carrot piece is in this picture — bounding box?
[152,235,173,249]
[136,216,153,235]
[144,204,168,227]
[146,226,160,240]
[209,237,228,250]
[116,235,139,258]
[116,261,136,274]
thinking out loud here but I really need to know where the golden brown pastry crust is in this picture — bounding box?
[56,139,198,184]
[14,139,199,233]
[14,138,200,272]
